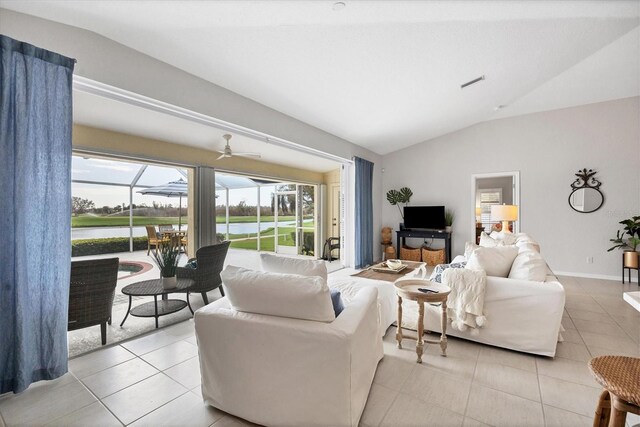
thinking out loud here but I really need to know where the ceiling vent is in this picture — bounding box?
[461,75,485,89]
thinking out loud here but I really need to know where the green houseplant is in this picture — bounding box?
[386,187,413,219]
[608,215,640,271]
[152,244,181,289]
[444,209,455,232]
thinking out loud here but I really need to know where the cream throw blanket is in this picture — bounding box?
[442,268,487,334]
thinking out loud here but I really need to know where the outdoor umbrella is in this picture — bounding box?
[137,178,188,230]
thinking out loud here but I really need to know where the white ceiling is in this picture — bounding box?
[73,90,342,173]
[2,1,639,154]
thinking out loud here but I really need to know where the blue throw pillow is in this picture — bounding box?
[430,262,467,283]
[330,289,345,317]
[185,259,198,269]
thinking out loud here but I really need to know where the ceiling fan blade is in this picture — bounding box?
[234,152,261,158]
[216,153,227,160]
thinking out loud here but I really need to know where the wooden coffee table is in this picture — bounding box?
[394,278,451,363]
[120,278,194,328]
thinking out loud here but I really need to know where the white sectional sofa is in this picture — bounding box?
[194,259,383,427]
[329,232,565,357]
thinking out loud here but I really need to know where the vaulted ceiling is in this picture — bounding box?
[2,1,639,154]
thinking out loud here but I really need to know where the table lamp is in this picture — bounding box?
[491,204,518,233]
[475,207,482,226]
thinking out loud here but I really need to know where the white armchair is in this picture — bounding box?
[194,286,383,427]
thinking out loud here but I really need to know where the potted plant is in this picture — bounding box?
[152,244,181,289]
[386,187,413,219]
[608,215,640,269]
[444,209,455,233]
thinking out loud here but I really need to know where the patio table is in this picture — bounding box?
[120,278,194,328]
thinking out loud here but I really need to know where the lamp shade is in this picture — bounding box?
[475,207,482,217]
[491,204,518,221]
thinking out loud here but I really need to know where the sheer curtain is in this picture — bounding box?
[0,35,75,393]
[354,157,374,269]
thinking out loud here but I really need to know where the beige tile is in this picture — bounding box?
[121,331,183,356]
[164,356,201,389]
[140,341,199,371]
[538,375,601,417]
[579,331,640,355]
[81,357,159,398]
[426,336,481,361]
[373,356,415,391]
[0,376,97,426]
[44,402,122,427]
[473,361,540,402]
[536,356,599,387]
[210,414,260,427]
[403,365,472,415]
[561,316,577,330]
[380,392,464,427]
[554,341,592,362]
[163,320,196,340]
[477,346,537,373]
[543,404,592,427]
[419,350,478,380]
[587,344,640,358]
[190,385,204,400]
[184,335,198,346]
[360,384,398,427]
[69,346,135,378]
[566,308,615,324]
[560,328,584,344]
[565,300,607,314]
[129,391,224,427]
[573,318,630,337]
[462,418,491,427]
[465,384,543,427]
[101,373,188,425]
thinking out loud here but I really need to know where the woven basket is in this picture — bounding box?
[421,247,445,266]
[400,245,421,262]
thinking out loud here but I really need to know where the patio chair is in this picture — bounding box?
[68,258,119,345]
[176,241,230,306]
[180,230,188,256]
[145,225,165,255]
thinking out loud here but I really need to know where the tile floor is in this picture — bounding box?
[0,275,638,427]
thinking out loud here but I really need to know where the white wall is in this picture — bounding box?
[0,8,383,260]
[382,97,640,278]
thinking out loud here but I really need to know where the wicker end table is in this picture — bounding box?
[394,278,451,364]
[120,278,194,328]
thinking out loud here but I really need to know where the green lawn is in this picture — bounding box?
[71,215,304,228]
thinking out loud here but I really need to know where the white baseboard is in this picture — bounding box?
[554,271,638,284]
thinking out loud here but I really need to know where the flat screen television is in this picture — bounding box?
[403,206,446,230]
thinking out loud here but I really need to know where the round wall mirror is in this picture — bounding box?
[568,188,604,213]
[569,168,604,213]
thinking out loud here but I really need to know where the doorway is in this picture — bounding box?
[471,171,520,240]
[273,183,317,256]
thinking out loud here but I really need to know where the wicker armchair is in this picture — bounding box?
[68,258,119,345]
[176,241,230,305]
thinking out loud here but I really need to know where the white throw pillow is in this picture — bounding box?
[464,242,480,260]
[479,232,504,248]
[221,265,335,322]
[260,253,328,283]
[509,250,547,282]
[489,231,518,246]
[465,246,519,278]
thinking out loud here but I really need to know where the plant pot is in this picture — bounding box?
[445,226,452,233]
[162,276,177,290]
[623,251,639,269]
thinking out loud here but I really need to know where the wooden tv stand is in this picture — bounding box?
[395,224,452,263]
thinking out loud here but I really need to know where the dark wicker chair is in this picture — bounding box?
[176,241,230,306]
[68,258,119,345]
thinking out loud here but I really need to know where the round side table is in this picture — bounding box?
[394,278,451,364]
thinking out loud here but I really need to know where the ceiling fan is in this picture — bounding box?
[215,134,261,160]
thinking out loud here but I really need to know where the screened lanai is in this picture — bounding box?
[72,154,319,257]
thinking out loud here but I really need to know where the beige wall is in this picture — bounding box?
[73,124,325,184]
[382,97,640,279]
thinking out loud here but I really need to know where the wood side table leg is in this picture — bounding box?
[440,299,448,357]
[416,301,425,363]
[396,295,403,349]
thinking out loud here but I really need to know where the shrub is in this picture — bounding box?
[72,237,148,257]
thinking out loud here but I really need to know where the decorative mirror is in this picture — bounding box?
[569,168,604,213]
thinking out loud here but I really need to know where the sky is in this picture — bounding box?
[72,156,286,208]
